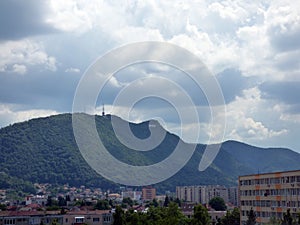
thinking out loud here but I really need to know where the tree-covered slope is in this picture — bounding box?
[0,113,299,192]
[221,140,300,175]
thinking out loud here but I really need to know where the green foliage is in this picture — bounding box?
[113,206,125,225]
[0,172,35,194]
[50,219,61,225]
[246,208,256,225]
[218,208,240,225]
[0,203,7,211]
[267,217,281,225]
[191,204,211,225]
[0,113,299,193]
[163,195,170,207]
[209,197,227,211]
[58,196,66,206]
[122,197,134,207]
[95,199,110,210]
[281,209,293,225]
[112,203,189,225]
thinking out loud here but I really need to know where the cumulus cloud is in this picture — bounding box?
[0,0,300,151]
[266,2,300,52]
[12,64,27,75]
[0,104,58,128]
[0,40,57,73]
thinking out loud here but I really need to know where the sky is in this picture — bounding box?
[0,0,299,152]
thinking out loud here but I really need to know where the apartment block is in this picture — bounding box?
[142,186,156,201]
[176,185,230,204]
[239,170,300,224]
[176,186,206,204]
[0,211,63,225]
[228,186,239,206]
[0,210,113,225]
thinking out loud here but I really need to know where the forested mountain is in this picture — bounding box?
[0,114,299,193]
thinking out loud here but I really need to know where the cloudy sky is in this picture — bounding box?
[0,0,299,151]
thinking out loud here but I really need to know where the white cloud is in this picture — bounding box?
[1,0,300,151]
[0,40,57,73]
[65,67,80,73]
[0,104,58,128]
[47,0,93,33]
[208,1,249,22]
[224,87,289,143]
[12,64,27,75]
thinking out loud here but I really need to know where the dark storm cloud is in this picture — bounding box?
[216,68,253,103]
[0,70,80,111]
[260,81,300,113]
[0,0,58,40]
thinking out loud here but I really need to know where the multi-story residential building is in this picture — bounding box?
[239,170,300,224]
[142,186,156,201]
[63,210,113,225]
[228,186,239,206]
[0,210,113,225]
[176,186,206,204]
[0,211,63,225]
[121,190,142,201]
[176,185,230,204]
[206,185,229,204]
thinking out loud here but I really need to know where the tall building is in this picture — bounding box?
[239,170,300,224]
[206,185,229,204]
[176,185,230,204]
[176,186,206,204]
[142,186,156,201]
[228,186,239,206]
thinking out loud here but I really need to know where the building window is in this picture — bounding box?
[93,217,100,222]
[75,217,84,223]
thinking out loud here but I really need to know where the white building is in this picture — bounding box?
[176,185,232,204]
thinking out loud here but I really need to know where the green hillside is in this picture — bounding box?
[0,113,299,193]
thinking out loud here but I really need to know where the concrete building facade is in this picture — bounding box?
[142,186,156,201]
[239,170,300,224]
[176,185,231,205]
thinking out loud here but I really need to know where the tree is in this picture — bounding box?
[246,208,256,225]
[161,202,186,225]
[191,204,211,225]
[209,197,226,211]
[268,217,280,225]
[281,209,293,225]
[219,207,240,225]
[0,203,7,211]
[65,195,71,202]
[51,219,60,225]
[122,197,133,207]
[58,196,66,206]
[113,206,124,225]
[46,195,53,207]
[95,200,110,210]
[164,195,170,207]
[152,198,159,207]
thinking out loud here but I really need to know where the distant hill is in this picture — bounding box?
[0,113,299,193]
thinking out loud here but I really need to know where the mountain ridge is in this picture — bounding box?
[0,113,299,193]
